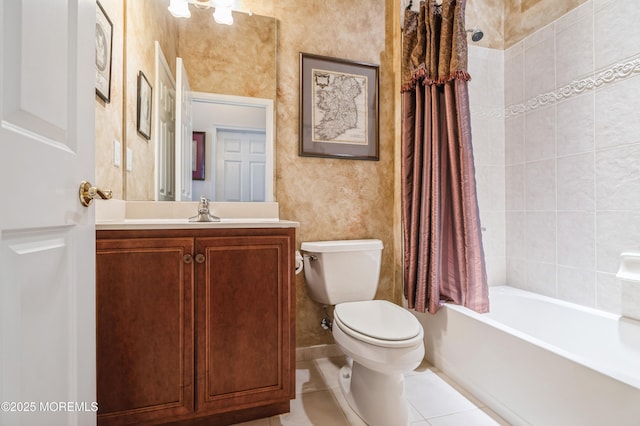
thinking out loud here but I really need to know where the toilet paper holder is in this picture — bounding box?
[295,250,304,275]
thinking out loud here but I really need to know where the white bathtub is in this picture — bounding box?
[415,286,640,425]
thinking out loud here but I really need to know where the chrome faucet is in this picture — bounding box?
[189,196,220,222]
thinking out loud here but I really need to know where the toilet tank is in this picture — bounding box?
[301,239,383,305]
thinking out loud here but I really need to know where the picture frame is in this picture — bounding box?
[136,71,152,140]
[95,1,113,103]
[299,53,379,160]
[192,131,206,180]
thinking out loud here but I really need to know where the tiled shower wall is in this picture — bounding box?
[503,0,640,314]
[468,46,506,288]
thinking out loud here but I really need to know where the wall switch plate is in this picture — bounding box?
[113,140,121,167]
[126,148,133,172]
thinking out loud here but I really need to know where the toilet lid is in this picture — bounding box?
[334,300,421,341]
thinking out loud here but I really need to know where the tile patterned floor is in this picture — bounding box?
[231,356,509,426]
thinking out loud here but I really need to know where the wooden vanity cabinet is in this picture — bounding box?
[96,236,195,425]
[96,228,296,426]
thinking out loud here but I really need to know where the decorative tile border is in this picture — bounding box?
[505,57,640,118]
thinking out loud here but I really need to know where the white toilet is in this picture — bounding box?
[301,239,424,426]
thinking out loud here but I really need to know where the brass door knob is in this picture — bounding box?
[79,181,112,207]
[195,254,206,264]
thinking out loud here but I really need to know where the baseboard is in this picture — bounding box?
[296,344,343,361]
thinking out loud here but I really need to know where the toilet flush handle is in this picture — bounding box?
[305,254,318,261]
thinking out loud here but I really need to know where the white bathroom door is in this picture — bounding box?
[175,57,193,201]
[155,42,176,201]
[0,1,96,425]
[215,129,266,202]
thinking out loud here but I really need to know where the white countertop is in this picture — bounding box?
[95,200,299,230]
[96,218,299,230]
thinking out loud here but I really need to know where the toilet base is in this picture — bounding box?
[338,360,410,426]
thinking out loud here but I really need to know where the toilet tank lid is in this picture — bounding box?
[301,239,383,253]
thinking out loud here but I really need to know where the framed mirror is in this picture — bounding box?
[94,0,277,202]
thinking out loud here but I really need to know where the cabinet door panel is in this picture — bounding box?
[96,237,194,425]
[196,234,293,411]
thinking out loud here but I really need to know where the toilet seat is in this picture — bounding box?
[334,300,423,348]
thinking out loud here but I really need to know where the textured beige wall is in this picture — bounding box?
[124,0,179,200]
[95,0,124,199]
[178,11,276,100]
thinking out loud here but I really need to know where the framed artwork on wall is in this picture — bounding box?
[299,52,379,160]
[136,71,152,140]
[192,131,206,180]
[95,1,113,103]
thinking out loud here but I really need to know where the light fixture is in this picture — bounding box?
[168,0,236,26]
[213,0,234,25]
[168,0,190,18]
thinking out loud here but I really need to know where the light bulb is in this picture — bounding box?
[168,0,190,18]
[213,6,233,25]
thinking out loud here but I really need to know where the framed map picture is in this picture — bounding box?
[299,53,379,160]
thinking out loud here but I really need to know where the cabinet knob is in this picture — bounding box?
[183,254,193,264]
[195,254,206,264]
